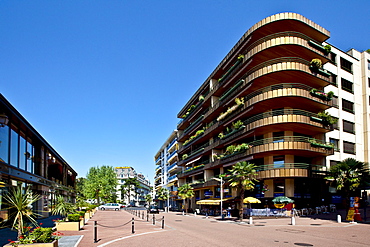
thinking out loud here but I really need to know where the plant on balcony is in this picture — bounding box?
[182,154,188,160]
[214,143,250,159]
[324,45,331,54]
[219,120,246,140]
[310,89,334,101]
[184,164,205,173]
[318,111,338,126]
[183,129,205,146]
[199,95,204,101]
[310,58,322,69]
[217,97,244,121]
[308,138,334,149]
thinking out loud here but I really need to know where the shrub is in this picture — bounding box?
[67,214,81,222]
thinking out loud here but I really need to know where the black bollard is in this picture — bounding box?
[162,216,164,229]
[142,212,144,219]
[132,218,135,234]
[146,213,149,221]
[94,221,98,243]
[153,214,155,225]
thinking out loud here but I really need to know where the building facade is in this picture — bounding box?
[154,130,181,209]
[0,93,77,220]
[115,166,151,206]
[173,12,370,211]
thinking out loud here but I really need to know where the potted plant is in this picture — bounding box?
[55,213,83,231]
[5,226,63,247]
[324,45,331,55]
[318,111,338,126]
[310,58,322,70]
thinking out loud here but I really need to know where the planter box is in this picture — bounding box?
[56,221,82,231]
[4,240,58,247]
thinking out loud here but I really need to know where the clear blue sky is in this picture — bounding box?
[1,0,369,183]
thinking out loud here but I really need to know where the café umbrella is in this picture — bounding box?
[243,197,261,216]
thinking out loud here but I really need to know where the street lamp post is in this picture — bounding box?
[213,175,225,220]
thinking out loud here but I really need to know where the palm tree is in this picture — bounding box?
[51,195,75,217]
[156,187,170,212]
[326,158,369,208]
[227,161,258,221]
[3,186,40,240]
[177,183,194,214]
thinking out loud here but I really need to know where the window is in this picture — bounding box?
[10,128,19,167]
[330,74,337,86]
[343,120,355,134]
[368,78,370,88]
[274,179,285,193]
[332,117,339,129]
[342,99,354,113]
[330,160,340,168]
[273,155,285,168]
[343,141,355,154]
[340,57,353,73]
[368,60,370,70]
[0,125,9,164]
[329,138,339,151]
[273,131,284,143]
[341,78,353,93]
[329,53,337,64]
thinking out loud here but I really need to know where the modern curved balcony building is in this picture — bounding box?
[173,13,370,208]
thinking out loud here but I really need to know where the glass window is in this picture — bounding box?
[329,53,337,64]
[19,133,26,170]
[342,99,354,113]
[274,180,285,193]
[329,138,339,151]
[343,141,355,154]
[341,78,353,93]
[273,131,284,143]
[26,140,34,173]
[340,57,353,73]
[0,125,9,163]
[343,120,355,134]
[330,74,337,86]
[273,155,285,168]
[10,128,18,167]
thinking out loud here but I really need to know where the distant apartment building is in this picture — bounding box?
[169,12,370,212]
[154,130,181,209]
[0,94,77,219]
[115,166,151,206]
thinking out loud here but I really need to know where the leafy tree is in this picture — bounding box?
[83,166,118,204]
[156,187,170,212]
[178,183,194,214]
[326,158,369,207]
[226,161,258,221]
[3,186,40,240]
[122,177,141,206]
[145,194,153,206]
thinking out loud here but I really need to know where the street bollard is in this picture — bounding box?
[337,215,341,223]
[142,212,144,219]
[162,216,164,229]
[249,216,253,225]
[147,213,149,221]
[132,218,135,234]
[153,214,155,225]
[291,216,296,225]
[94,221,98,243]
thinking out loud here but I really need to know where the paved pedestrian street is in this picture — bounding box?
[53,209,370,247]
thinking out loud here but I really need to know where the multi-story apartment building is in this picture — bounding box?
[0,94,77,219]
[174,12,370,211]
[115,166,151,206]
[154,130,181,209]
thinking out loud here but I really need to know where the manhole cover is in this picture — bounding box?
[294,243,313,246]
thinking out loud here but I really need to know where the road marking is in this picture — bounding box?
[97,230,167,247]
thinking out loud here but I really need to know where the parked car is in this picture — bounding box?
[98,203,121,211]
[148,206,159,214]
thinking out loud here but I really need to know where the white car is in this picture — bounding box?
[98,203,121,211]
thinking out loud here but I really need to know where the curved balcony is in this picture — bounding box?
[255,163,323,179]
[205,136,333,170]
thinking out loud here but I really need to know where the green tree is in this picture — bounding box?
[156,187,170,212]
[227,161,258,221]
[178,183,194,214]
[145,194,153,206]
[3,186,40,240]
[83,166,118,204]
[326,158,369,207]
[122,177,141,206]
